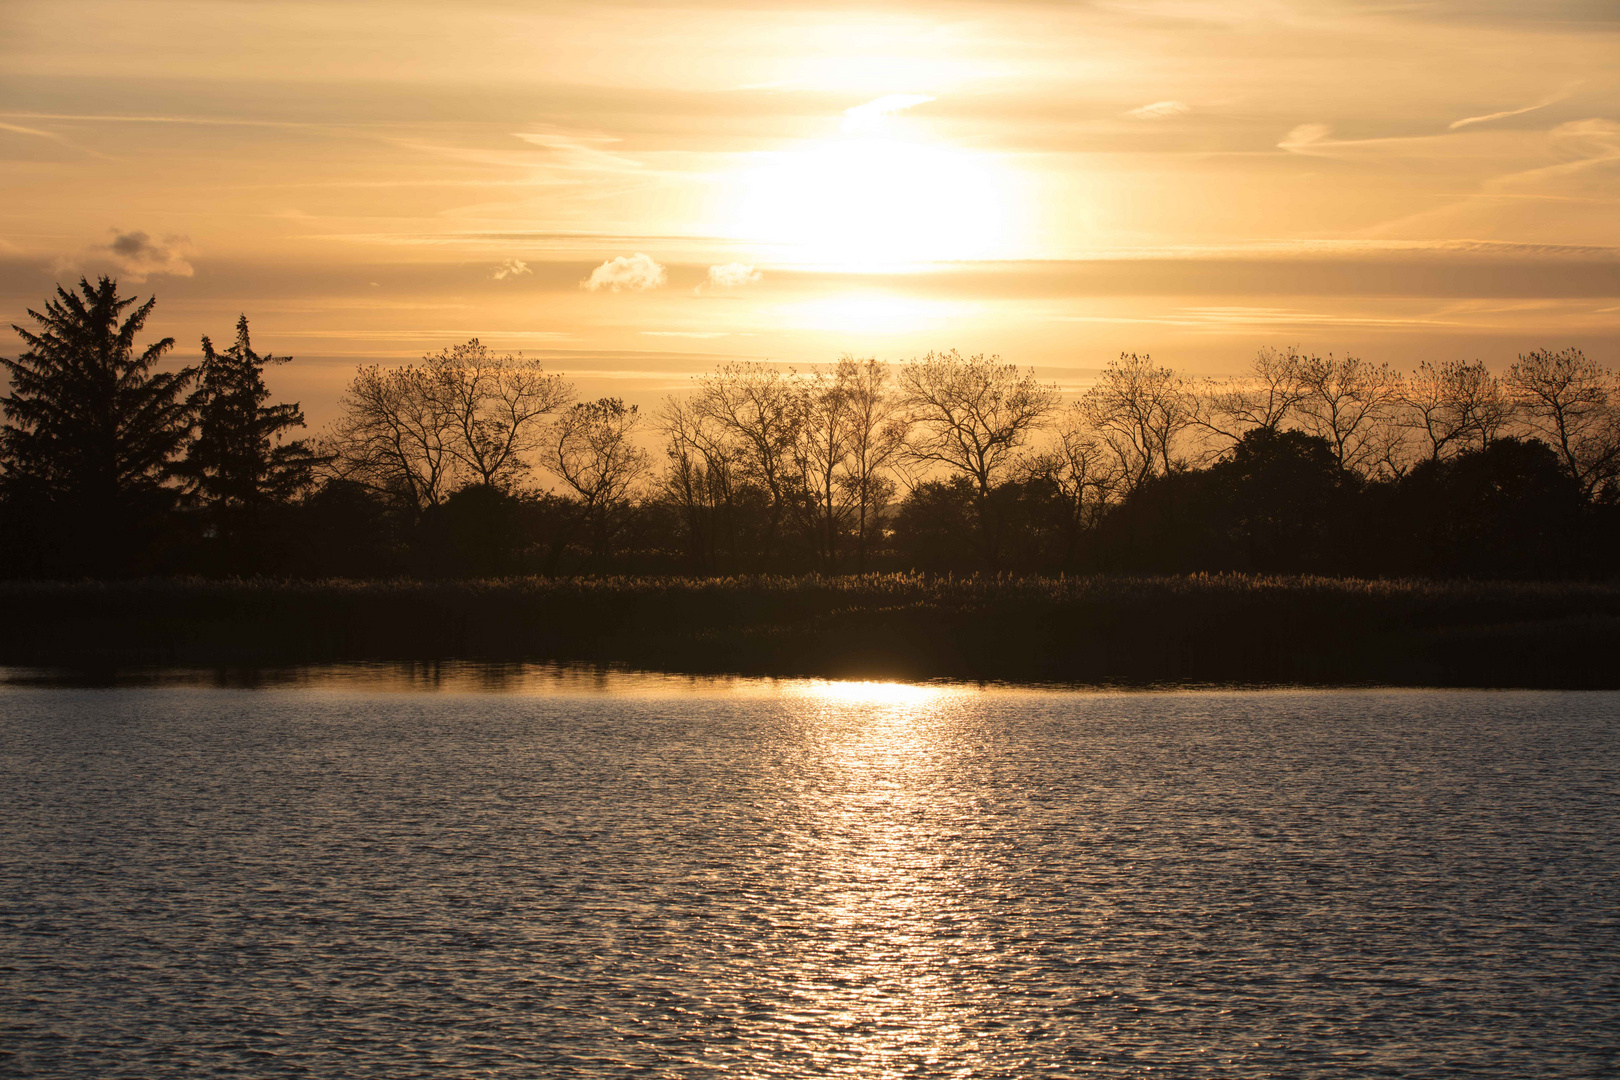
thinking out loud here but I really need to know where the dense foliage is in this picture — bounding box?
[2,278,1617,580]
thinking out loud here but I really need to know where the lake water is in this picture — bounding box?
[2,665,1616,1078]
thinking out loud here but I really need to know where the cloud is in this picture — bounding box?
[701,262,763,291]
[841,94,935,133]
[0,120,107,158]
[100,230,195,281]
[1489,118,1620,188]
[1450,89,1570,130]
[1126,100,1191,120]
[1278,123,1333,153]
[492,258,531,280]
[582,253,666,292]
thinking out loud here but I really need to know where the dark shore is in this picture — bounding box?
[1,574,1617,688]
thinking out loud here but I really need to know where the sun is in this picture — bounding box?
[727,95,1010,269]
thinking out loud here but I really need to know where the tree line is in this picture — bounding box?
[3,276,1617,580]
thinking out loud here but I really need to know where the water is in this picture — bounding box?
[1,666,1616,1078]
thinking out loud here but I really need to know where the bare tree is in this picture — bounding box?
[691,361,802,566]
[835,356,908,572]
[791,370,855,571]
[657,394,745,572]
[428,340,573,490]
[1294,352,1402,476]
[1399,358,1514,462]
[898,350,1059,498]
[1507,347,1620,497]
[327,364,459,514]
[327,341,572,513]
[1192,346,1306,455]
[1078,352,1195,495]
[548,397,650,566]
[1024,406,1122,558]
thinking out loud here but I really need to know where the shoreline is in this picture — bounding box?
[3,574,1617,689]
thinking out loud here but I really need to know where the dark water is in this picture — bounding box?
[2,666,1616,1078]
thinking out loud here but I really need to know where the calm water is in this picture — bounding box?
[1,666,1616,1078]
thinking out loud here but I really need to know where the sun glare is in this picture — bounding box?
[730,97,1010,269]
[798,679,947,708]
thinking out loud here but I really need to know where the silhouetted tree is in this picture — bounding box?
[327,363,458,515]
[1398,358,1513,462]
[181,315,322,571]
[327,341,572,516]
[835,356,907,572]
[891,476,980,571]
[279,479,406,579]
[548,397,651,569]
[1192,346,1306,455]
[657,395,755,573]
[1215,427,1360,572]
[0,277,195,575]
[691,361,801,568]
[899,350,1058,566]
[791,369,856,571]
[1023,410,1120,564]
[1294,352,1403,477]
[428,340,573,489]
[1388,438,1590,578]
[1506,348,1619,499]
[1079,352,1194,493]
[421,484,532,578]
[900,350,1059,499]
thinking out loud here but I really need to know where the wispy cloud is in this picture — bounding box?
[0,119,110,159]
[1278,122,1334,153]
[841,94,935,134]
[583,253,667,292]
[1126,100,1190,120]
[1486,118,1620,187]
[1449,89,1570,130]
[511,131,646,175]
[492,258,531,280]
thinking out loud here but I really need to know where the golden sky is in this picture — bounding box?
[3,0,1617,423]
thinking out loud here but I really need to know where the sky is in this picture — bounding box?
[2,0,1617,427]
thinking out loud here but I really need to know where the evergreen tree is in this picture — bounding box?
[181,315,321,570]
[0,277,195,575]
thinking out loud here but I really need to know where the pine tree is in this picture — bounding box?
[0,276,195,575]
[181,315,322,568]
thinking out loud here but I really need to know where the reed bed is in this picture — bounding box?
[2,573,1616,687]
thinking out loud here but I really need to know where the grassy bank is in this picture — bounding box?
[2,574,1618,687]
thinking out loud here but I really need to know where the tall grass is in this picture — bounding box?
[2,573,1616,687]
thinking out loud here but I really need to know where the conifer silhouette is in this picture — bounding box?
[0,276,194,574]
[183,315,320,509]
[179,315,323,571]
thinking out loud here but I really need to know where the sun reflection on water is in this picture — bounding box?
[789,678,954,709]
[765,678,1002,1072]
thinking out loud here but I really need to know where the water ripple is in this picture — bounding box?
[1,678,1616,1077]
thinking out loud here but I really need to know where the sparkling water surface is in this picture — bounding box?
[2,665,1616,1077]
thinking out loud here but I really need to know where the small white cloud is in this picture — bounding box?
[582,253,667,293]
[842,93,935,133]
[1279,123,1333,152]
[1127,100,1190,120]
[701,263,763,291]
[102,230,195,282]
[492,258,531,280]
